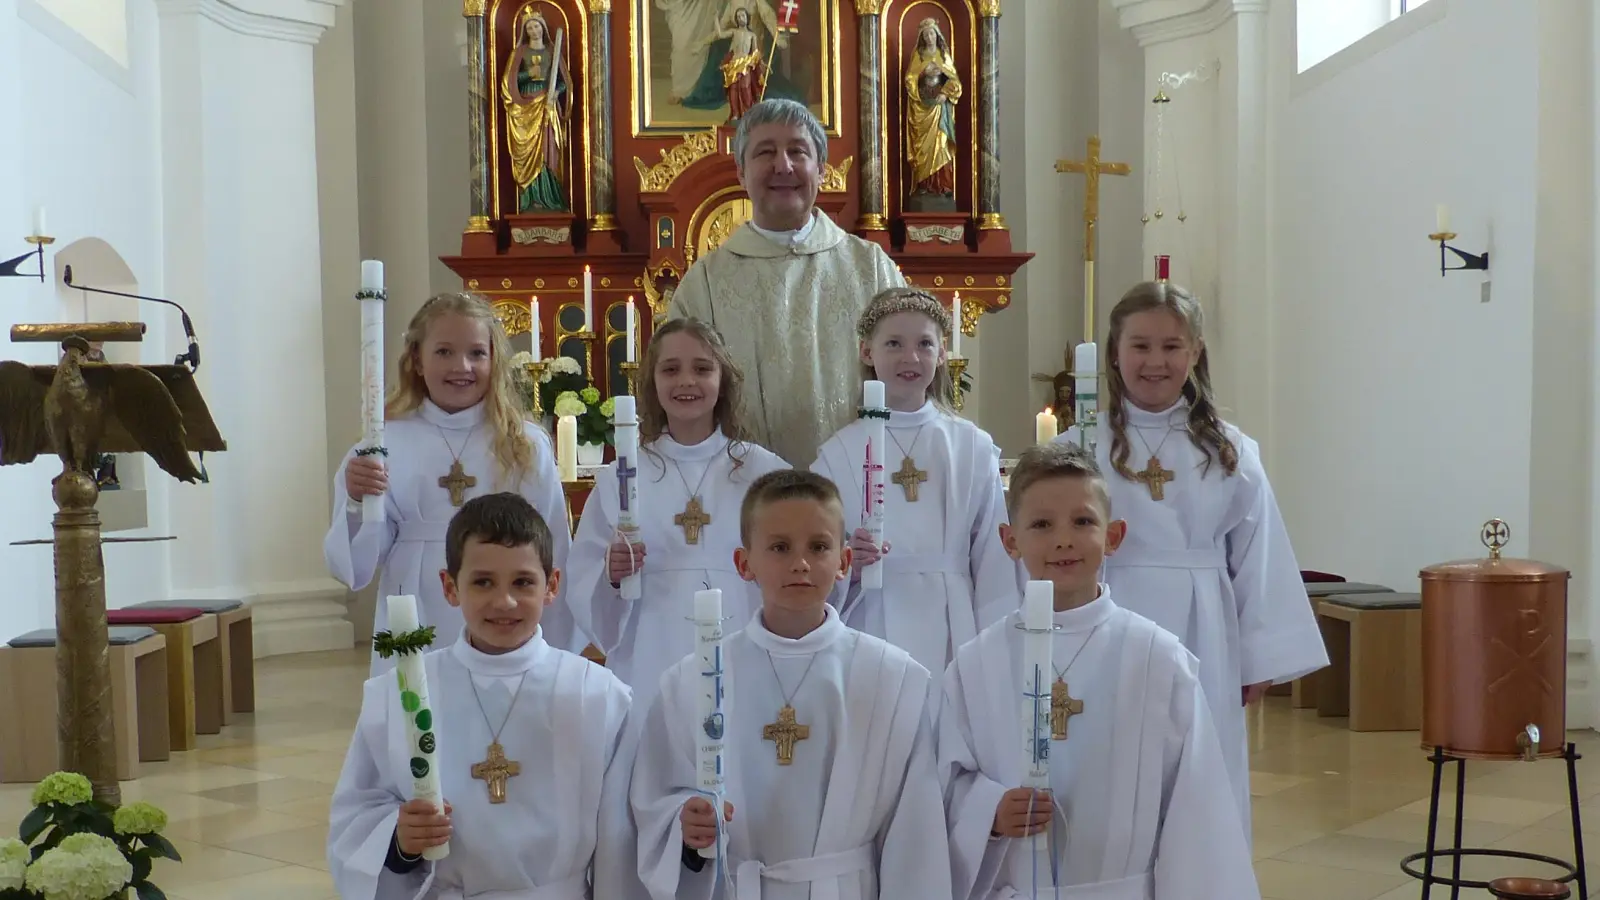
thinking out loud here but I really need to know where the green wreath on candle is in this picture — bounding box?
[372,625,437,659]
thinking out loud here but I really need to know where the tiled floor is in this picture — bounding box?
[1,648,1591,899]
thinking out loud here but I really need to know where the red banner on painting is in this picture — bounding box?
[777,0,801,33]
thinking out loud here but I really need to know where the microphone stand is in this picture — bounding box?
[62,265,202,373]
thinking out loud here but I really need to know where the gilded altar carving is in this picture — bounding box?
[977,0,1000,16]
[464,0,487,15]
[854,0,887,13]
[907,224,963,244]
[492,299,534,337]
[820,156,854,193]
[586,0,611,11]
[633,130,719,192]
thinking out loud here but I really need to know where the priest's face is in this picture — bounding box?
[860,311,944,410]
[1000,476,1125,606]
[419,313,493,413]
[653,330,722,432]
[734,498,851,615]
[1113,309,1201,413]
[738,122,821,231]
[442,538,560,654]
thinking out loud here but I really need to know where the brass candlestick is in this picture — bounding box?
[619,361,639,395]
[523,359,550,417]
[947,357,970,411]
[570,331,597,384]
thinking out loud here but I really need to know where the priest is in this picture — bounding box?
[667,98,905,466]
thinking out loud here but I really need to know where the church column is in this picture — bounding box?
[976,0,1003,229]
[155,0,354,657]
[587,0,620,239]
[464,0,493,242]
[854,0,887,233]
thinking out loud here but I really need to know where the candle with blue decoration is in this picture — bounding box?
[614,395,642,601]
[378,594,448,860]
[693,588,727,860]
[1019,580,1053,880]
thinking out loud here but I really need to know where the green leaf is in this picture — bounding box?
[134,880,169,900]
[372,627,437,658]
[145,832,181,862]
[131,849,153,882]
[19,804,51,842]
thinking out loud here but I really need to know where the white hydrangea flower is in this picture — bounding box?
[25,834,131,900]
[0,837,28,890]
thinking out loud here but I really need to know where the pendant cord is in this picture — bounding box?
[765,647,821,709]
[467,669,530,744]
[1050,624,1101,682]
[435,424,478,465]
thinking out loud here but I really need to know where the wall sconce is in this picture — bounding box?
[1430,204,1488,277]
[0,208,52,281]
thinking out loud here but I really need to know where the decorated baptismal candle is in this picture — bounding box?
[860,380,888,590]
[378,594,448,861]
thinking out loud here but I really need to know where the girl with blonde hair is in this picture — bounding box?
[325,292,578,673]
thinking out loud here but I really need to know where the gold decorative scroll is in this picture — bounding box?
[491,299,533,337]
[634,130,718,192]
[511,225,573,245]
[907,224,964,244]
[977,0,1001,17]
[959,296,981,336]
[643,260,683,318]
[854,0,887,13]
[10,323,147,343]
[464,0,486,15]
[820,156,854,193]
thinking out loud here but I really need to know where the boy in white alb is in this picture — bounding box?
[629,469,952,900]
[939,444,1258,900]
[329,493,633,900]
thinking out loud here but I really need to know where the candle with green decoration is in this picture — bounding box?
[374,594,449,861]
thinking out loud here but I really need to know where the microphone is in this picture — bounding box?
[63,265,202,373]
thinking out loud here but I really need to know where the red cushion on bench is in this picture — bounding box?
[1301,570,1347,583]
[107,607,204,625]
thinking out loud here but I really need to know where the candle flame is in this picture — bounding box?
[585,264,591,273]
[1044,406,1052,416]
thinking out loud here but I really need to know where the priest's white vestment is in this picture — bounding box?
[1056,401,1327,829]
[629,606,953,900]
[812,402,1021,674]
[667,210,905,466]
[325,400,579,672]
[328,631,633,900]
[566,431,788,714]
[938,592,1260,900]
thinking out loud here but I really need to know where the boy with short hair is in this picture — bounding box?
[628,469,953,900]
[329,492,635,900]
[939,444,1259,900]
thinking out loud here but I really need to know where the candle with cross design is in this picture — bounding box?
[860,380,888,590]
[693,588,727,860]
[613,396,642,601]
[1019,581,1053,875]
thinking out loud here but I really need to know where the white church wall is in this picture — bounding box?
[0,0,171,644]
[1269,0,1539,592]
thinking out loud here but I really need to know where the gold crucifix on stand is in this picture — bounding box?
[1054,136,1132,341]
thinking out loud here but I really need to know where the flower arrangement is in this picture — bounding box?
[1,772,181,900]
[509,352,585,416]
[553,387,616,447]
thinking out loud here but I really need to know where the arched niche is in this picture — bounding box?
[51,237,148,529]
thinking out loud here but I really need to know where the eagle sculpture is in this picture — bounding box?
[0,337,205,483]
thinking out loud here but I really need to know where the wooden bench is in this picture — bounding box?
[0,627,171,782]
[1312,592,1423,731]
[129,600,254,722]
[1292,583,1396,709]
[106,608,224,751]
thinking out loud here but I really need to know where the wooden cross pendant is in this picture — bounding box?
[439,459,477,507]
[470,740,521,804]
[674,496,712,545]
[1134,456,1175,501]
[1050,679,1084,740]
[762,704,810,766]
[891,456,929,502]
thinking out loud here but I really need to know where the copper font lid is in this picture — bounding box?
[1419,519,1570,583]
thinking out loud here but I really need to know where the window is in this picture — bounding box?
[1391,0,1433,16]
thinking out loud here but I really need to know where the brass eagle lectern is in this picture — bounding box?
[0,322,224,803]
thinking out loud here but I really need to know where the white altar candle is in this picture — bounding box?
[860,380,887,590]
[530,296,541,357]
[1035,407,1058,445]
[1019,580,1053,790]
[613,396,642,601]
[1436,204,1451,234]
[359,261,387,524]
[386,594,449,861]
[625,296,637,363]
[950,292,962,359]
[583,265,594,333]
[32,207,46,238]
[1073,343,1099,455]
[693,587,727,860]
[557,415,578,482]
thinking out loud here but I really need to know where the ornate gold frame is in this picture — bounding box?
[489,0,593,221]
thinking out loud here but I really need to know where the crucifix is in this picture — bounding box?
[1054,135,1132,341]
[763,705,810,766]
[1133,456,1175,501]
[439,460,477,507]
[471,740,521,804]
[891,456,928,502]
[616,459,637,512]
[1050,680,1085,740]
[675,496,712,545]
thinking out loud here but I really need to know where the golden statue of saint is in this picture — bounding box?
[503,8,573,213]
[903,18,962,212]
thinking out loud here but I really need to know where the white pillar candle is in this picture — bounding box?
[32,207,46,238]
[530,296,541,358]
[386,594,449,860]
[693,587,727,859]
[613,396,642,601]
[860,380,887,590]
[1436,204,1451,234]
[1019,580,1053,879]
[950,292,962,359]
[1073,343,1099,454]
[557,415,578,482]
[583,265,594,333]
[359,261,387,524]
[625,296,637,363]
[1035,407,1058,445]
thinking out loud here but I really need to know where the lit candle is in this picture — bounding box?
[693,587,727,860]
[860,380,887,590]
[1035,407,1058,445]
[32,207,46,239]
[530,296,541,358]
[386,594,450,861]
[358,260,387,524]
[613,396,641,601]
[583,265,594,333]
[1019,579,1053,871]
[1436,204,1451,234]
[557,415,578,482]
[950,292,962,359]
[625,296,637,363]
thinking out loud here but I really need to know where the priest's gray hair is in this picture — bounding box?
[732,99,829,170]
